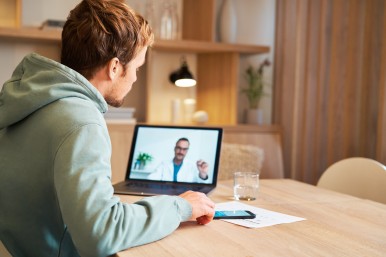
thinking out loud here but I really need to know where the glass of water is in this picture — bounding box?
[233,172,259,201]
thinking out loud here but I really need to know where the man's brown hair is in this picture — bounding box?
[61,0,154,79]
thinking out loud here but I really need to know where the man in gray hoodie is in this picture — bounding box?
[0,0,215,256]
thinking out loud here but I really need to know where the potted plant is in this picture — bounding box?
[134,152,153,170]
[241,59,270,124]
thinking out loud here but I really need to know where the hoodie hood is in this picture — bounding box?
[0,53,107,129]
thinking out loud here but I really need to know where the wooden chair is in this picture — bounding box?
[317,157,386,204]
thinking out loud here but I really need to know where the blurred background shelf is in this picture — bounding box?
[0,0,271,125]
[0,27,61,42]
[0,27,269,55]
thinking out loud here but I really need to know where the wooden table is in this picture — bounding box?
[116,179,386,257]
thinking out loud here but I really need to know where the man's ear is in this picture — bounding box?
[108,57,121,80]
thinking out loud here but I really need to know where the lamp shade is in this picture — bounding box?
[169,58,196,87]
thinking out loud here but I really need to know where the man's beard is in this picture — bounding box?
[106,96,124,108]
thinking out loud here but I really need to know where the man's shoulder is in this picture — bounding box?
[50,98,104,124]
[37,98,107,140]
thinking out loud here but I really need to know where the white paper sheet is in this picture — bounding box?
[215,201,306,228]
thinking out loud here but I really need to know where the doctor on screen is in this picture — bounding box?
[149,137,209,183]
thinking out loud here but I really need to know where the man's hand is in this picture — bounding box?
[179,191,215,225]
[196,160,208,180]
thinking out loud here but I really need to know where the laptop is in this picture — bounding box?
[113,124,223,196]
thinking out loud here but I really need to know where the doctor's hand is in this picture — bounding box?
[179,191,215,225]
[196,159,208,180]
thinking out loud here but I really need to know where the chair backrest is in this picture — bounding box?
[221,125,284,179]
[218,142,264,180]
[317,157,386,204]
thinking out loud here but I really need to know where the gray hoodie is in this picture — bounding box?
[0,53,191,257]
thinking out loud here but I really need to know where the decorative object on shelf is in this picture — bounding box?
[134,152,153,170]
[159,0,179,40]
[192,110,209,124]
[246,109,263,125]
[104,106,135,119]
[241,59,271,124]
[169,56,196,87]
[219,0,237,43]
[145,0,158,37]
[183,98,196,123]
[40,19,66,30]
[171,98,181,124]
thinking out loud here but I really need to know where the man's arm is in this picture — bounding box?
[54,124,210,256]
[178,191,215,224]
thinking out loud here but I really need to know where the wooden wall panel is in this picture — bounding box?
[0,0,21,27]
[274,0,386,184]
[196,53,239,125]
[182,0,216,41]
[377,4,386,162]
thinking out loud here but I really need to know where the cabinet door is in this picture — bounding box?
[0,0,21,27]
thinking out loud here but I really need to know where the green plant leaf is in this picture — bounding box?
[241,59,271,109]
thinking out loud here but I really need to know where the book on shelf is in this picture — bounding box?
[104,107,136,124]
[40,19,66,30]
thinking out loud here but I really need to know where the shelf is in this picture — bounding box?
[154,39,269,54]
[0,0,271,126]
[0,27,269,55]
[0,26,61,43]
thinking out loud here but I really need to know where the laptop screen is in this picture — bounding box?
[126,124,223,185]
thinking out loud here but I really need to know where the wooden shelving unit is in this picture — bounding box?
[0,27,61,42]
[178,0,270,125]
[153,39,269,54]
[0,27,268,54]
[0,0,270,125]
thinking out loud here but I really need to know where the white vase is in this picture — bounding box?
[160,1,179,40]
[246,109,263,124]
[219,0,237,43]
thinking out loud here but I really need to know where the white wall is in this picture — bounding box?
[22,0,80,26]
[231,0,276,124]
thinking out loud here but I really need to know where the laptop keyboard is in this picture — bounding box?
[126,182,204,194]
